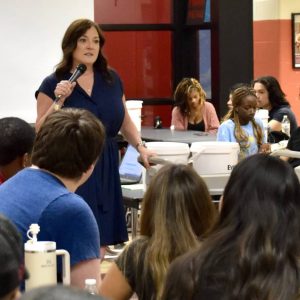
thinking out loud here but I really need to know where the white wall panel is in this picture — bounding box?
[0,0,93,122]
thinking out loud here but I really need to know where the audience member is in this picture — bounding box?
[171,78,219,133]
[226,82,248,110]
[281,126,300,168]
[19,285,107,300]
[162,154,300,300]
[252,75,297,134]
[0,213,28,300]
[0,108,105,289]
[99,164,217,300]
[0,117,35,184]
[217,86,268,160]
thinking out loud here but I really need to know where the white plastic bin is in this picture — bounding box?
[126,100,143,132]
[255,109,269,138]
[190,142,239,175]
[145,142,190,185]
[146,142,190,164]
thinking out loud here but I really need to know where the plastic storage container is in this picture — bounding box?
[126,100,143,132]
[145,142,190,164]
[190,141,239,175]
[145,142,190,185]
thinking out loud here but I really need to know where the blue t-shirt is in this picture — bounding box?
[217,118,266,159]
[0,168,100,267]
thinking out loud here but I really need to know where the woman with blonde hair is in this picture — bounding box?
[99,164,217,300]
[171,78,219,133]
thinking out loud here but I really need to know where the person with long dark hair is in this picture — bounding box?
[100,164,217,300]
[252,75,297,134]
[162,154,300,300]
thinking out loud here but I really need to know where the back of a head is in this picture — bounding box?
[141,164,217,243]
[165,155,300,300]
[0,214,25,299]
[139,164,217,299]
[31,108,105,179]
[0,117,35,166]
[229,82,249,95]
[221,154,300,232]
[19,285,107,300]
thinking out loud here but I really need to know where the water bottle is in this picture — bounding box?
[84,278,97,295]
[281,115,290,137]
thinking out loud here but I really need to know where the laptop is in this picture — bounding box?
[119,145,143,185]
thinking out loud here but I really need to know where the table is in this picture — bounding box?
[122,184,144,239]
[141,127,216,144]
[122,176,225,238]
[122,128,217,238]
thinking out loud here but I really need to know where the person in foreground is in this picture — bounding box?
[0,214,28,300]
[171,78,219,133]
[217,86,269,160]
[0,108,105,289]
[99,164,217,300]
[0,117,35,184]
[19,285,106,300]
[35,18,153,256]
[162,154,300,300]
[252,75,297,134]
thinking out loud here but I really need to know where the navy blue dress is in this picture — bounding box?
[36,69,128,245]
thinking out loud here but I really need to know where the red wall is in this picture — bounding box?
[94,0,172,24]
[94,0,173,127]
[254,20,300,123]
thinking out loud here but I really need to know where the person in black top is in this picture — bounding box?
[252,76,297,135]
[162,154,300,300]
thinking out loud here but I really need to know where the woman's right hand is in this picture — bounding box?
[54,80,76,103]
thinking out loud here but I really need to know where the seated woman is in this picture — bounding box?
[217,86,268,160]
[171,78,219,133]
[99,164,217,300]
[252,75,297,136]
[162,154,300,300]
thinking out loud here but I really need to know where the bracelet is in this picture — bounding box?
[135,140,146,151]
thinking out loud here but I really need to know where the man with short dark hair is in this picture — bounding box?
[0,108,105,290]
[0,117,35,183]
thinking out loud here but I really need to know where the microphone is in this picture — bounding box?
[55,64,87,102]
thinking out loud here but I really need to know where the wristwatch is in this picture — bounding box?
[53,99,64,111]
[135,140,146,151]
[53,102,61,111]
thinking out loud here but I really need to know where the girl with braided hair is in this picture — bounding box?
[217,86,269,160]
